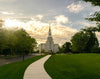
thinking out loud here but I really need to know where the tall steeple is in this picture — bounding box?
[47,24,54,52]
[38,23,59,53]
[48,24,52,37]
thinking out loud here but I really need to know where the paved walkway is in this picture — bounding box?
[24,55,51,79]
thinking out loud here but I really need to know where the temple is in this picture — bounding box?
[39,25,59,53]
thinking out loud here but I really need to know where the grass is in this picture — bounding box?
[44,54,100,79]
[0,55,45,79]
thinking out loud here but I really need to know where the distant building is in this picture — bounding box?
[39,25,59,53]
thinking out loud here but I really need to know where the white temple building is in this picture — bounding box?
[39,25,59,53]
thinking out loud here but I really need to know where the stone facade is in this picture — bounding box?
[39,25,59,53]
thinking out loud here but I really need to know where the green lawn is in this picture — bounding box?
[44,54,100,79]
[0,55,45,79]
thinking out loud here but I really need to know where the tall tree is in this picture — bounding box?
[81,0,100,31]
[71,31,89,53]
[82,27,99,52]
[82,0,100,6]
[0,28,37,56]
[71,30,98,53]
[62,42,71,53]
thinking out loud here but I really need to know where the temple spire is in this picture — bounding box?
[48,24,52,37]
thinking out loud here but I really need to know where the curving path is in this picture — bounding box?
[24,55,51,79]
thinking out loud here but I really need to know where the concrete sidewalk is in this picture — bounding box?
[24,55,51,79]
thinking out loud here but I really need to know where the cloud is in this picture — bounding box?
[55,15,69,24]
[67,3,84,13]
[79,21,96,27]
[24,20,77,45]
[36,15,43,20]
[3,18,100,46]
[1,12,15,15]
[0,0,16,2]
[3,18,78,45]
[2,19,24,29]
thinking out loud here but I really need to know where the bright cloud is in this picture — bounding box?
[3,19,24,29]
[3,19,78,45]
[80,21,96,27]
[1,12,15,15]
[25,22,78,45]
[36,15,43,20]
[67,3,84,13]
[25,20,78,45]
[55,15,69,24]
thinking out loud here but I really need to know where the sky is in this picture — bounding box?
[0,0,100,45]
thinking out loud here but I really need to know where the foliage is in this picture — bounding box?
[59,42,71,53]
[0,28,37,56]
[91,47,100,53]
[0,55,44,79]
[71,31,99,53]
[86,12,100,22]
[45,54,100,79]
[97,24,100,32]
[82,0,100,6]
[81,0,100,33]
[82,26,98,32]
[82,27,99,51]
[0,20,4,27]
[41,49,45,53]
[71,32,89,53]
[63,42,71,53]
[58,47,65,53]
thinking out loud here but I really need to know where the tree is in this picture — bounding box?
[98,24,100,32]
[0,29,10,56]
[81,0,100,31]
[0,28,37,56]
[41,49,45,53]
[71,31,98,53]
[0,20,4,27]
[91,47,100,53]
[71,31,89,53]
[81,0,100,6]
[14,29,37,55]
[58,46,64,53]
[86,12,100,22]
[58,42,71,53]
[82,27,99,51]
[62,42,71,53]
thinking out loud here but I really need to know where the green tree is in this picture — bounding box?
[81,0,100,6]
[62,42,71,53]
[81,0,100,31]
[0,28,37,56]
[71,31,98,53]
[58,46,64,53]
[71,32,89,53]
[41,49,45,53]
[0,29,9,56]
[0,20,4,27]
[91,47,100,53]
[14,29,37,55]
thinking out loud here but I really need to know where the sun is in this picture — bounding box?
[3,19,22,28]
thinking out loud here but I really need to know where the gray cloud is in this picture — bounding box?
[0,0,100,45]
